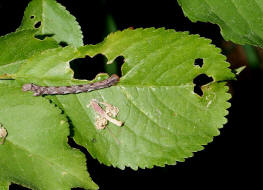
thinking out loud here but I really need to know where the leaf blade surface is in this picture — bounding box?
[11,28,234,169]
[0,30,58,75]
[177,0,263,47]
[19,0,83,47]
[0,81,98,190]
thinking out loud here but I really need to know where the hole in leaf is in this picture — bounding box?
[34,21,41,28]
[104,56,124,77]
[70,55,124,80]
[58,41,68,47]
[10,184,30,190]
[34,34,54,40]
[70,54,107,80]
[194,58,204,67]
[30,15,35,19]
[193,74,213,96]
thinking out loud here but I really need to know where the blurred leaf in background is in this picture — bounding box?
[103,9,119,76]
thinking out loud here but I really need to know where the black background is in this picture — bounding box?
[0,0,260,189]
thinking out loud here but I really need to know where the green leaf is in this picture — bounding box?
[177,0,263,47]
[13,46,80,84]
[0,29,59,76]
[11,28,234,169]
[12,45,109,85]
[0,81,98,190]
[19,0,83,47]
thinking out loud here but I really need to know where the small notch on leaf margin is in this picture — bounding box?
[193,74,213,96]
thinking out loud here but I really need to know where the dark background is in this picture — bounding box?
[0,0,260,189]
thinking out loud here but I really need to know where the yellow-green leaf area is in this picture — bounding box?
[0,180,10,190]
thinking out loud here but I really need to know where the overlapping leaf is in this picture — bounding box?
[0,81,98,190]
[177,0,263,47]
[19,0,83,47]
[10,28,234,169]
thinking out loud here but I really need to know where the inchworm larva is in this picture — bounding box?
[22,74,120,96]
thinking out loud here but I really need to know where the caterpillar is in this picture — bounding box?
[22,74,120,96]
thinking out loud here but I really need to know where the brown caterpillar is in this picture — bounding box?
[22,74,120,96]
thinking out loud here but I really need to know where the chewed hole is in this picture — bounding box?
[34,34,54,40]
[70,54,107,80]
[58,41,68,47]
[194,58,204,67]
[193,74,213,96]
[10,183,30,190]
[30,15,35,19]
[34,21,41,28]
[104,56,124,77]
[70,55,124,80]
